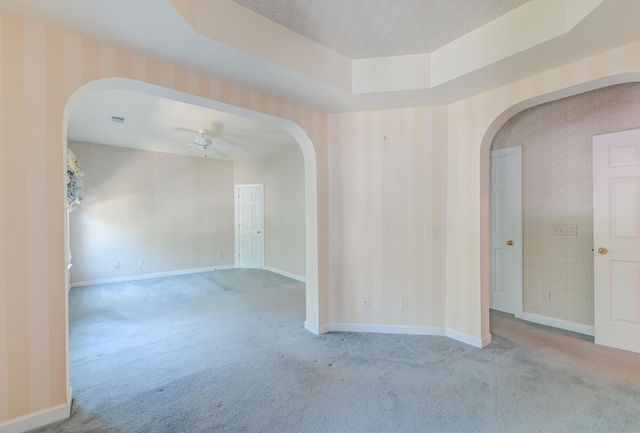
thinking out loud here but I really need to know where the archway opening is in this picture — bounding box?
[479,73,640,340]
[62,79,322,391]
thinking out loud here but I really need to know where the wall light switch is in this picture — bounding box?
[552,224,577,236]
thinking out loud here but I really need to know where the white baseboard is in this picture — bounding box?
[304,321,318,334]
[516,312,595,336]
[0,388,72,433]
[312,321,493,349]
[304,321,331,335]
[328,323,446,336]
[311,322,488,349]
[482,333,493,348]
[70,265,235,288]
[263,266,306,283]
[445,328,486,348]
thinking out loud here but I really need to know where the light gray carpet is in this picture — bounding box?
[30,269,640,433]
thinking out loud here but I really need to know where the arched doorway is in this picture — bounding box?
[63,77,321,333]
[479,74,640,340]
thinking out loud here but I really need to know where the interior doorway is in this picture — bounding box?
[489,146,522,315]
[483,81,640,342]
[235,184,265,269]
[593,128,640,354]
[64,77,321,332]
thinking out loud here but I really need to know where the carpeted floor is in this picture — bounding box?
[30,269,640,433]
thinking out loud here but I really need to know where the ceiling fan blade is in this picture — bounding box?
[209,147,229,159]
[212,144,242,151]
[174,126,199,133]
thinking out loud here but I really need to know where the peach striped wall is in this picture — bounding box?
[327,108,447,327]
[0,13,328,425]
[3,10,640,428]
[446,41,640,342]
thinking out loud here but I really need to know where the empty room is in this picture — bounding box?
[1,1,640,432]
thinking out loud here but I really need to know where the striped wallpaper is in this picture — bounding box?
[2,10,640,429]
[0,13,328,426]
[327,108,447,327]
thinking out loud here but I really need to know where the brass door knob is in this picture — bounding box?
[598,247,608,255]
[507,240,514,246]
[257,231,261,234]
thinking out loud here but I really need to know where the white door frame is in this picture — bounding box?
[489,146,523,316]
[235,183,265,269]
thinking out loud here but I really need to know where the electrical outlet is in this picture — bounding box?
[543,291,551,302]
[423,226,437,238]
[114,261,120,269]
[400,297,408,309]
[139,259,144,267]
[363,297,369,308]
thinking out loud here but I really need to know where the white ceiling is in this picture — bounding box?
[1,0,639,157]
[68,90,298,161]
[231,0,532,59]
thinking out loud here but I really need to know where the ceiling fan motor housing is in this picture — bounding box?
[194,136,211,147]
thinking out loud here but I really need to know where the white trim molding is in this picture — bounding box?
[69,265,234,288]
[263,266,306,283]
[516,312,595,336]
[329,323,446,337]
[0,388,72,433]
[445,329,487,348]
[312,323,490,348]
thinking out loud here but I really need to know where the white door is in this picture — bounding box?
[593,129,640,354]
[236,184,264,269]
[489,147,522,314]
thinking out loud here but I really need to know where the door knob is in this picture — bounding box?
[598,247,608,255]
[257,231,261,234]
[507,240,514,246]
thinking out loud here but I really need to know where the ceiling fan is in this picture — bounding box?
[183,128,242,159]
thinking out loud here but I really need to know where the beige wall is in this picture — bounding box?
[491,83,640,326]
[327,108,448,326]
[68,141,235,284]
[234,148,306,278]
[2,10,640,428]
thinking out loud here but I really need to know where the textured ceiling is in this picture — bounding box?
[231,0,532,59]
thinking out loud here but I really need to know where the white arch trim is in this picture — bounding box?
[478,72,640,342]
[63,77,321,330]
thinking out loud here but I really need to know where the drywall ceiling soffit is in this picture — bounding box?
[0,0,639,112]
[169,0,639,105]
